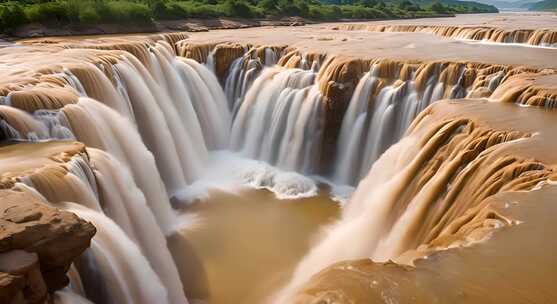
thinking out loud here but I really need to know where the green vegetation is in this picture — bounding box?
[0,0,497,34]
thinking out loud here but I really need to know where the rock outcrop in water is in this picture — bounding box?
[0,185,95,302]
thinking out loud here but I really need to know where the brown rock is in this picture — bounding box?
[0,250,47,304]
[0,272,25,304]
[0,189,96,292]
[213,43,246,81]
[318,57,368,174]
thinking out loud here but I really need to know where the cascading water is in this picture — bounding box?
[222,46,283,116]
[16,150,188,304]
[334,23,557,48]
[274,101,552,302]
[335,62,476,186]
[114,54,206,187]
[87,148,188,304]
[0,36,231,304]
[175,58,231,149]
[231,67,324,175]
[62,97,179,228]
[0,105,74,141]
[66,202,170,304]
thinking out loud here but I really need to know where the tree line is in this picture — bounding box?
[0,0,497,34]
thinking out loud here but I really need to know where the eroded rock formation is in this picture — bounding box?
[284,99,557,303]
[0,187,95,302]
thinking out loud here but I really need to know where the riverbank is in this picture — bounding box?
[0,13,463,40]
[0,17,301,41]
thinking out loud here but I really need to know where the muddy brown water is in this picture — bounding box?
[168,188,340,304]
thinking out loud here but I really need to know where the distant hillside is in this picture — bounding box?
[525,0,557,10]
[428,0,499,11]
[474,0,537,9]
[0,0,498,35]
[320,0,499,12]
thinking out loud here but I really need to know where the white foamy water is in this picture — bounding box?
[173,151,319,206]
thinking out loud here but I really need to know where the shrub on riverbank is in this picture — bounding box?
[0,0,497,34]
[0,4,27,31]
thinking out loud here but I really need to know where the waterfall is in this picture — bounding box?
[174,58,231,149]
[223,47,280,117]
[66,202,170,304]
[70,62,136,120]
[0,105,49,140]
[333,24,557,47]
[226,56,262,116]
[0,106,75,142]
[273,136,421,303]
[115,55,205,187]
[1,48,529,192]
[0,37,234,304]
[87,148,188,304]
[230,67,324,175]
[2,33,556,304]
[274,106,549,302]
[62,98,179,229]
[333,71,379,185]
[334,63,469,185]
[21,153,102,211]
[16,150,188,304]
